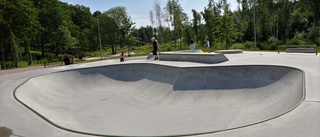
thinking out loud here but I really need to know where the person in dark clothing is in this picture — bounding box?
[151,37,159,60]
[120,52,125,62]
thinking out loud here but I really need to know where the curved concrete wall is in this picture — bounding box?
[14,64,304,136]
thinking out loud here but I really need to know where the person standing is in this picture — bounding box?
[206,38,211,53]
[120,52,125,62]
[190,40,196,53]
[151,37,159,60]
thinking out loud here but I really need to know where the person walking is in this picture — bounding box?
[190,40,196,53]
[206,38,211,53]
[151,37,159,60]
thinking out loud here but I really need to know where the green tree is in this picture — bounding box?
[192,9,201,43]
[51,23,76,55]
[34,0,73,58]
[0,0,39,66]
[216,4,239,49]
[165,0,188,50]
[184,25,194,45]
[99,13,118,54]
[70,5,95,58]
[202,0,223,44]
[276,0,296,41]
[105,6,135,54]
[137,26,154,44]
[154,0,165,46]
[9,30,19,67]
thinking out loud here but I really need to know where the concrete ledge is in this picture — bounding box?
[215,50,243,54]
[286,48,317,54]
[159,52,229,64]
[278,45,318,55]
[146,53,157,60]
[147,50,204,60]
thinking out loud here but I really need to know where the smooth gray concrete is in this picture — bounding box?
[0,51,319,137]
[159,52,229,64]
[14,64,304,136]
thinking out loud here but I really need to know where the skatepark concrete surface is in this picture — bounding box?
[0,51,319,137]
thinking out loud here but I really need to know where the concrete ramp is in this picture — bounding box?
[14,64,304,136]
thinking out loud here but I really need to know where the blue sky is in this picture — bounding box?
[60,0,238,28]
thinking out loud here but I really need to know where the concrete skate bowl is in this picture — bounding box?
[14,64,304,137]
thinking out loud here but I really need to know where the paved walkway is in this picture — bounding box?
[0,66,44,76]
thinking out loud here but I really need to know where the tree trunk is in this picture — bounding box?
[112,45,116,54]
[24,39,32,65]
[41,35,45,58]
[1,44,6,69]
[10,30,19,67]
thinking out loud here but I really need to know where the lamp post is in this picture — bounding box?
[254,2,257,50]
[97,12,103,60]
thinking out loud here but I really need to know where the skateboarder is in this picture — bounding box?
[151,37,159,60]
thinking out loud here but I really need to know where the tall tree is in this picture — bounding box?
[105,6,135,54]
[165,0,187,49]
[202,0,223,44]
[216,4,239,49]
[149,10,155,35]
[51,22,76,56]
[154,0,164,46]
[184,25,194,45]
[99,13,118,54]
[33,0,70,58]
[70,5,95,58]
[277,0,296,41]
[1,0,39,65]
[192,9,201,43]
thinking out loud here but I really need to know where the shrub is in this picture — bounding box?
[230,43,245,50]
[213,42,224,50]
[315,37,320,47]
[259,37,283,50]
[243,41,262,50]
[1,62,16,69]
[166,47,172,51]
[243,41,254,49]
[286,39,309,45]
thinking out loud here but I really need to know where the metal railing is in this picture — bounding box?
[44,60,64,68]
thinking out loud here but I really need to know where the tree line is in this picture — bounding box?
[0,0,319,69]
[148,0,319,50]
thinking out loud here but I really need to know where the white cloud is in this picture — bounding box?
[133,19,151,28]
